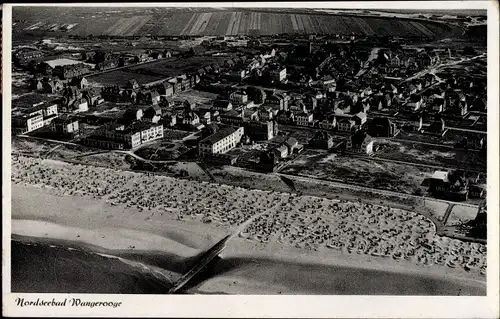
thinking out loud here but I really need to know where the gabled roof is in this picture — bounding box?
[200,127,238,145]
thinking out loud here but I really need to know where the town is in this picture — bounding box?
[10,6,488,296]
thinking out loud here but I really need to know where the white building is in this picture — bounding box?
[51,116,79,135]
[338,118,355,132]
[199,126,244,157]
[12,114,44,134]
[270,67,287,83]
[230,90,248,106]
[295,112,313,127]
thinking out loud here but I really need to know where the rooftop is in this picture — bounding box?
[200,127,238,145]
[431,170,449,181]
[43,58,94,69]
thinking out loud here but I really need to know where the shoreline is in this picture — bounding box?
[9,156,487,294]
[11,184,486,295]
[11,227,486,295]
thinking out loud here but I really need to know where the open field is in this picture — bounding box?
[126,56,233,78]
[375,139,486,172]
[280,151,433,195]
[173,90,219,106]
[87,70,165,88]
[446,205,480,227]
[134,140,191,161]
[14,8,465,38]
[88,55,232,87]
[278,126,319,145]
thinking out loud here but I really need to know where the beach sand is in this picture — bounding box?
[10,156,487,295]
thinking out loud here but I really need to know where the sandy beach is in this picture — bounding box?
[10,155,487,294]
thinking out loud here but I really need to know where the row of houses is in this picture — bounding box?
[308,130,374,154]
[428,170,486,201]
[82,120,164,150]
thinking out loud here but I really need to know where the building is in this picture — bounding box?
[213,99,233,112]
[428,170,468,201]
[269,67,287,83]
[337,117,355,132]
[303,96,317,111]
[189,46,206,56]
[318,115,337,130]
[246,87,266,104]
[220,110,245,125]
[84,122,163,150]
[243,120,275,141]
[136,90,161,105]
[348,131,374,154]
[70,77,88,89]
[353,112,367,126]
[430,95,446,113]
[196,110,212,125]
[258,106,274,121]
[41,79,64,94]
[51,115,79,137]
[143,105,162,124]
[368,117,397,137]
[426,118,446,136]
[12,113,44,135]
[48,61,91,80]
[14,48,44,66]
[405,94,423,111]
[276,110,295,125]
[309,131,334,150]
[266,93,285,110]
[198,126,245,157]
[162,112,177,127]
[271,144,289,160]
[229,90,248,106]
[295,112,313,127]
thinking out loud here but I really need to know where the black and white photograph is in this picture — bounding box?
[2,2,499,317]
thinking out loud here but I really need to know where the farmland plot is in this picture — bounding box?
[247,11,262,33]
[124,16,152,36]
[69,17,121,36]
[180,13,198,36]
[203,11,223,35]
[238,11,251,35]
[104,16,152,36]
[354,17,376,36]
[150,12,176,36]
[259,13,271,35]
[309,15,325,35]
[281,14,294,34]
[189,12,212,36]
[225,12,238,35]
[300,14,315,33]
[215,12,231,35]
[231,12,243,35]
[269,14,282,35]
[409,21,435,38]
[15,9,465,38]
